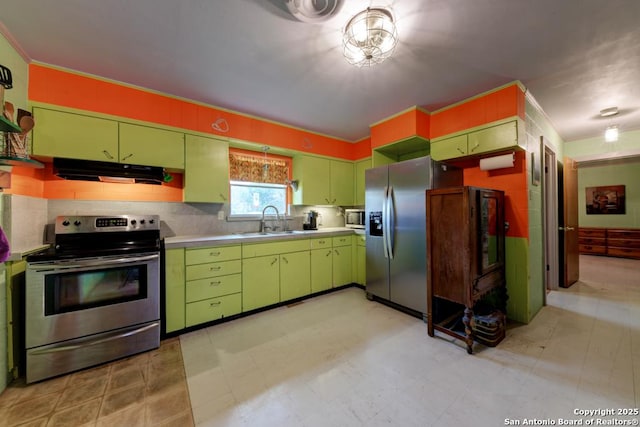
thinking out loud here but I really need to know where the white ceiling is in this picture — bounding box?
[2,0,640,143]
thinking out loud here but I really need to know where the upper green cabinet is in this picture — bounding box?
[293,155,354,206]
[184,134,229,203]
[119,123,184,169]
[430,119,523,161]
[32,107,119,162]
[354,158,370,206]
[32,107,185,169]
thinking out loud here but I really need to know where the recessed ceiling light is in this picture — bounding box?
[600,107,619,117]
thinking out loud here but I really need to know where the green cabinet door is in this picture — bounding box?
[468,120,519,155]
[293,155,330,205]
[332,245,352,287]
[330,160,355,206]
[356,243,366,286]
[430,134,468,161]
[310,248,333,293]
[119,123,184,169]
[354,158,370,206]
[280,251,311,301]
[165,249,186,333]
[242,255,280,311]
[32,107,119,162]
[184,134,229,203]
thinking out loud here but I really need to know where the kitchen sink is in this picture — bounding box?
[233,230,307,237]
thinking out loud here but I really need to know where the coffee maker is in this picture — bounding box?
[303,210,319,230]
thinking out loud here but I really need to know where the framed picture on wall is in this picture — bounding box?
[531,137,543,186]
[585,185,625,214]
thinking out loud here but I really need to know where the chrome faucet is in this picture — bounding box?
[260,205,281,233]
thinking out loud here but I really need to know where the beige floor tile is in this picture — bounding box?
[56,377,108,411]
[145,383,191,425]
[46,397,101,427]
[3,393,58,425]
[99,383,146,418]
[95,402,146,427]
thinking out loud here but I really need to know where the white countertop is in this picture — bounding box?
[164,227,356,249]
[7,244,50,262]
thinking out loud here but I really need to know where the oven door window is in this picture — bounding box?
[45,265,148,315]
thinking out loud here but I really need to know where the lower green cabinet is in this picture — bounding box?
[332,245,352,287]
[242,255,280,311]
[280,251,311,300]
[311,248,333,293]
[165,249,186,333]
[186,293,242,327]
[355,234,366,286]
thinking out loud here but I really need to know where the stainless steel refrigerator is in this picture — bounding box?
[365,156,462,318]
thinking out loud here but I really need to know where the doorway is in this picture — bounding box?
[543,139,559,294]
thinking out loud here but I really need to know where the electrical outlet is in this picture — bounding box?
[217,210,225,220]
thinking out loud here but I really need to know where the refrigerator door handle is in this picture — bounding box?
[382,186,389,259]
[387,186,395,260]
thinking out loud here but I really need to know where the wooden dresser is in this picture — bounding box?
[578,227,640,259]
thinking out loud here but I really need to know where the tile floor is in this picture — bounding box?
[1,254,638,426]
[0,338,193,426]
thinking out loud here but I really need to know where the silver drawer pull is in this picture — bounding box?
[210,266,221,271]
[319,240,325,244]
[210,251,221,256]
[457,147,465,154]
[210,301,222,307]
[210,281,221,286]
[326,250,332,257]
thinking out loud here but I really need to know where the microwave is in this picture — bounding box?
[345,209,365,229]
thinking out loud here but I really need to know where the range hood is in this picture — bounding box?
[53,157,165,185]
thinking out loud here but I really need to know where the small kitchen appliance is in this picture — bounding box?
[344,209,365,229]
[303,210,319,230]
[25,215,161,383]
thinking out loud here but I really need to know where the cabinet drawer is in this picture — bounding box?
[186,245,241,265]
[468,120,518,155]
[186,260,241,281]
[430,134,468,161]
[607,229,640,240]
[606,247,640,259]
[242,239,310,258]
[332,235,351,247]
[579,244,607,255]
[186,293,242,327]
[578,228,606,238]
[608,238,640,249]
[578,237,606,246]
[186,273,242,303]
[310,237,331,249]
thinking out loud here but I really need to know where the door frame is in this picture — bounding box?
[542,138,559,294]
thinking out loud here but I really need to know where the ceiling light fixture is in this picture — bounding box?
[599,107,619,117]
[604,125,619,143]
[343,7,398,67]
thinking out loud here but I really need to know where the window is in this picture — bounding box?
[228,148,292,217]
[230,181,286,216]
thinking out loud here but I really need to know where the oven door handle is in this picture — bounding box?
[29,322,160,355]
[28,253,160,272]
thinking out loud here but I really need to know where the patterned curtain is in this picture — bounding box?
[229,150,290,184]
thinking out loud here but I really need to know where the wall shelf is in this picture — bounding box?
[0,156,44,169]
[0,116,23,133]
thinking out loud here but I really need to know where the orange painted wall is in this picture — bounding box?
[5,166,45,198]
[370,108,430,149]
[28,64,354,160]
[352,137,372,161]
[461,151,528,238]
[430,84,525,139]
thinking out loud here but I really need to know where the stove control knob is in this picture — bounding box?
[131,220,137,226]
[62,220,70,226]
[140,219,146,225]
[74,220,81,226]
[149,219,155,224]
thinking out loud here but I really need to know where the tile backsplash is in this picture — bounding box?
[0,198,345,245]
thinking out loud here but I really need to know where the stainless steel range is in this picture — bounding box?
[25,215,161,383]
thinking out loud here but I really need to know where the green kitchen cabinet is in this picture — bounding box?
[332,236,353,287]
[430,119,523,161]
[467,120,520,154]
[164,248,186,333]
[354,234,366,286]
[354,158,370,206]
[280,251,311,301]
[310,248,333,293]
[184,134,230,203]
[430,134,469,161]
[32,107,119,162]
[186,293,242,327]
[293,155,354,206]
[330,160,355,206]
[119,123,184,169]
[242,255,280,311]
